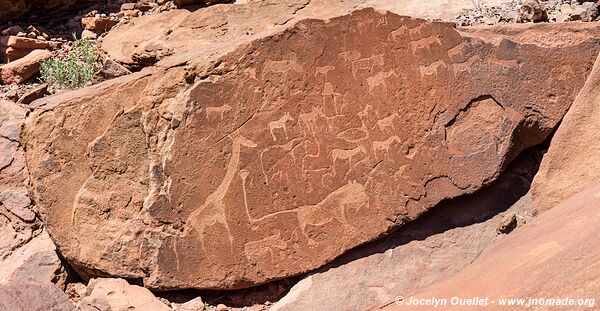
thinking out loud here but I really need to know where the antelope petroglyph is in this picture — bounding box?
[205,104,233,121]
[372,135,402,156]
[331,146,367,163]
[269,112,294,141]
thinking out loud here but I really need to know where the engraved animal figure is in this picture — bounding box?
[240,166,304,222]
[331,146,367,164]
[419,60,447,78]
[372,136,402,157]
[298,108,323,132]
[205,104,232,121]
[366,71,396,94]
[352,55,384,78]
[376,113,398,132]
[269,112,294,141]
[244,233,287,262]
[296,181,368,246]
[185,133,257,250]
[262,60,303,81]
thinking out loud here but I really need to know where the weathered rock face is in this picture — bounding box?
[0,99,39,260]
[78,278,172,311]
[24,9,600,290]
[0,1,27,24]
[0,281,76,311]
[376,182,600,311]
[272,162,534,311]
[100,0,513,68]
[532,53,600,214]
[0,49,52,84]
[517,0,548,23]
[0,231,67,288]
[0,0,100,23]
[0,100,65,306]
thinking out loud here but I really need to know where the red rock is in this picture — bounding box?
[3,36,58,62]
[65,283,86,303]
[376,183,600,311]
[571,2,600,22]
[174,0,224,7]
[77,278,171,311]
[81,16,119,32]
[123,9,140,18]
[121,3,136,11]
[91,59,131,84]
[0,281,76,311]
[0,49,52,84]
[5,47,33,62]
[532,54,600,214]
[271,167,533,311]
[80,30,98,40]
[0,188,35,222]
[0,231,67,288]
[1,26,24,37]
[176,297,206,311]
[23,9,600,290]
[518,0,548,22]
[131,42,173,65]
[7,36,55,50]
[134,2,153,11]
[16,83,49,105]
[0,99,38,260]
[101,0,481,67]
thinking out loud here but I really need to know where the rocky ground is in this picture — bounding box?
[1,0,600,311]
[456,0,600,25]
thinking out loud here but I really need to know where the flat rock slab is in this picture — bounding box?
[0,230,65,287]
[24,9,600,290]
[532,53,600,214]
[78,278,171,311]
[0,49,52,84]
[0,281,76,311]
[376,182,600,311]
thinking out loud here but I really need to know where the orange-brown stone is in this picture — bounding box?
[375,182,600,311]
[24,9,600,290]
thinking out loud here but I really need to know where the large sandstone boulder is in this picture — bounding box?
[100,0,514,68]
[24,9,600,290]
[376,182,600,311]
[532,53,600,214]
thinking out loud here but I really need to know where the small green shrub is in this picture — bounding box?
[40,38,101,89]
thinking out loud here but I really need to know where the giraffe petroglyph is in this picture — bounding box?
[185,133,257,250]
